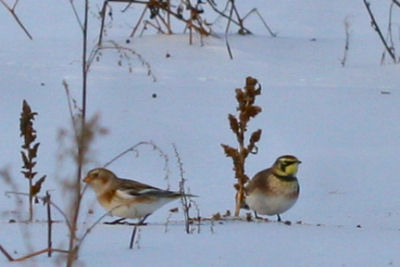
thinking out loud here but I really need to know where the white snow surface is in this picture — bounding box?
[1,0,400,266]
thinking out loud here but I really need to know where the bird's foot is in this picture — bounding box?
[104,218,127,225]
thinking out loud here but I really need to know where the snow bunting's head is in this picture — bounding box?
[83,168,116,195]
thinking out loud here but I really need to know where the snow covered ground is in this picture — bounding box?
[1,0,400,266]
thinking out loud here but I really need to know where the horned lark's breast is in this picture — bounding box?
[246,172,299,216]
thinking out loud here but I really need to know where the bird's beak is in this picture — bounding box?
[83,175,91,183]
[297,160,302,164]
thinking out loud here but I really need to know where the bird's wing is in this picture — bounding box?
[117,178,180,198]
[245,168,272,194]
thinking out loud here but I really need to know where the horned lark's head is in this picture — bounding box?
[83,168,116,195]
[272,155,301,177]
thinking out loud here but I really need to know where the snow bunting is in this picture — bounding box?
[83,168,194,220]
[244,155,301,221]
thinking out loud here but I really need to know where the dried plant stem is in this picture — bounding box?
[79,212,110,244]
[221,77,262,217]
[172,143,191,234]
[28,178,33,220]
[392,0,400,8]
[242,8,276,37]
[207,0,252,34]
[68,0,84,30]
[87,40,156,82]
[99,0,210,45]
[363,0,396,63]
[0,0,32,40]
[0,245,68,262]
[234,127,247,216]
[20,100,46,221]
[382,3,396,64]
[5,191,73,233]
[129,214,149,249]
[66,0,89,265]
[225,1,234,60]
[130,5,148,38]
[45,191,53,257]
[341,17,350,67]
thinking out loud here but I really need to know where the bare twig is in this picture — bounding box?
[98,0,210,45]
[363,0,396,63]
[0,245,68,262]
[242,8,276,37]
[172,143,195,234]
[382,3,396,64]
[341,17,351,67]
[87,40,157,82]
[130,5,149,38]
[129,214,149,249]
[225,1,234,60]
[0,0,33,39]
[392,0,400,8]
[45,191,53,257]
[66,1,89,265]
[5,191,73,232]
[62,80,79,138]
[78,210,112,247]
[206,0,252,34]
[68,0,84,30]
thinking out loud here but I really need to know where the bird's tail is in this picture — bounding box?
[161,191,198,198]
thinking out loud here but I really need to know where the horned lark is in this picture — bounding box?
[244,155,301,221]
[83,168,194,221]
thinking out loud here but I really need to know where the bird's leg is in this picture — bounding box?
[277,214,282,222]
[129,214,151,249]
[137,214,150,225]
[104,217,126,225]
[254,211,263,220]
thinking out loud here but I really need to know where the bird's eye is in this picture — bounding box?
[90,170,99,178]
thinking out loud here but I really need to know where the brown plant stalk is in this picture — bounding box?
[20,100,46,221]
[221,77,262,216]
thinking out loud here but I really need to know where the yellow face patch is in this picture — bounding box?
[274,156,301,177]
[284,162,299,176]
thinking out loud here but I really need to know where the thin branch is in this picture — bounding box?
[87,41,157,82]
[384,2,396,63]
[130,5,148,37]
[206,0,252,33]
[0,0,33,39]
[225,1,234,60]
[98,0,108,45]
[242,8,276,37]
[68,0,84,31]
[173,143,194,234]
[363,0,396,63]
[78,210,112,246]
[0,245,68,262]
[62,80,79,139]
[67,1,89,265]
[12,0,20,9]
[341,17,350,67]
[45,191,52,257]
[0,245,13,261]
[103,141,154,167]
[231,0,248,34]
[392,0,400,8]
[5,191,73,231]
[129,214,149,249]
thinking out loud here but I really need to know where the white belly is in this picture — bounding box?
[245,193,298,215]
[100,197,176,219]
